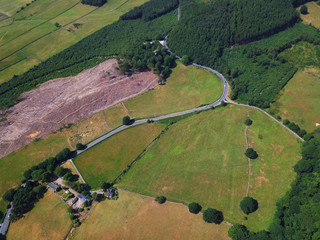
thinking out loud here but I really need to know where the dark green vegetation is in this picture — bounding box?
[283,119,307,138]
[76,143,86,151]
[300,5,308,14]
[81,0,107,7]
[188,202,202,214]
[203,208,224,224]
[122,116,133,125]
[229,129,320,239]
[244,118,253,126]
[155,195,167,204]
[0,1,178,109]
[120,0,178,21]
[245,148,258,159]
[240,197,259,215]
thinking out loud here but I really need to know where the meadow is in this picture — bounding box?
[7,191,71,240]
[69,190,231,240]
[125,62,223,118]
[269,71,320,132]
[300,1,320,29]
[74,123,165,189]
[118,105,301,231]
[0,0,149,83]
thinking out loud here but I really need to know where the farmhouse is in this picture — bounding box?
[78,194,90,202]
[106,189,115,198]
[48,182,62,192]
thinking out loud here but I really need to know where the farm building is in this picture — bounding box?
[78,194,90,202]
[106,189,115,198]
[72,197,79,205]
[48,182,62,192]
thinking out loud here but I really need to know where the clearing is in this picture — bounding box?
[118,105,301,231]
[0,59,158,159]
[74,123,165,189]
[269,71,320,132]
[300,1,320,29]
[68,190,230,240]
[7,191,71,240]
[125,62,223,118]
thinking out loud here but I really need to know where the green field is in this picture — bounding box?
[118,105,301,231]
[7,191,71,240]
[125,62,223,118]
[269,71,320,132]
[0,0,149,83]
[0,0,33,16]
[69,190,231,240]
[74,123,165,189]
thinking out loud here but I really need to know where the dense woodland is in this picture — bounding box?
[81,0,107,7]
[120,0,178,21]
[229,129,320,239]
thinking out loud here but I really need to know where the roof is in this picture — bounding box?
[78,194,90,202]
[48,182,61,191]
[106,189,115,197]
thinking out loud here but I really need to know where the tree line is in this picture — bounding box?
[120,0,178,21]
[81,0,107,7]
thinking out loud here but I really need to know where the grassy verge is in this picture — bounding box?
[118,104,301,231]
[7,191,71,240]
[69,190,230,240]
[74,123,165,189]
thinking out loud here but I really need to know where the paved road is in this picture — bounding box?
[0,205,12,235]
[177,0,181,21]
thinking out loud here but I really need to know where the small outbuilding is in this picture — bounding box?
[72,197,79,205]
[106,189,115,198]
[78,194,90,202]
[48,182,62,192]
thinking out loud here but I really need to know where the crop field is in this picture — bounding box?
[69,190,230,240]
[0,0,149,83]
[300,1,320,29]
[7,191,71,240]
[74,123,165,189]
[269,71,320,132]
[118,105,301,231]
[125,62,223,118]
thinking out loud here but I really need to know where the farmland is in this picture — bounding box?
[0,0,149,83]
[125,62,223,118]
[269,71,320,132]
[118,105,301,231]
[7,191,71,240]
[69,190,230,240]
[74,123,165,189]
[300,1,320,29]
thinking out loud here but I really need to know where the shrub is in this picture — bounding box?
[3,189,16,202]
[155,195,167,204]
[244,117,253,126]
[300,5,308,15]
[221,101,227,107]
[123,116,134,125]
[181,55,190,66]
[76,143,85,150]
[283,119,290,125]
[203,208,224,224]
[240,197,259,215]
[228,224,252,239]
[245,148,258,159]
[188,202,202,214]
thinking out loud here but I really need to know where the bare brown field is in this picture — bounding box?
[69,190,230,240]
[0,59,157,158]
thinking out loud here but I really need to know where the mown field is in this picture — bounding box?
[74,123,165,189]
[0,0,149,83]
[69,190,230,240]
[125,62,223,118]
[300,1,320,29]
[7,191,71,240]
[118,105,301,231]
[269,71,320,132]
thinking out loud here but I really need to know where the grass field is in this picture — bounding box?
[7,191,71,240]
[74,123,165,189]
[125,62,223,118]
[118,105,301,231]
[0,0,33,16]
[269,71,320,132]
[300,2,320,29]
[69,190,230,240]
[0,0,149,83]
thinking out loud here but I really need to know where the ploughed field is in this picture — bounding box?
[118,105,301,231]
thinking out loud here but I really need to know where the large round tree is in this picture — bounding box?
[203,208,224,224]
[188,202,202,214]
[240,196,258,215]
[245,148,258,159]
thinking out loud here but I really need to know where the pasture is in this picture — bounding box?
[7,191,71,240]
[74,123,165,189]
[0,0,149,83]
[300,1,320,29]
[125,62,223,118]
[69,190,230,240]
[118,105,301,231]
[269,71,320,132]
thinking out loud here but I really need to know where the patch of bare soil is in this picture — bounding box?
[0,59,158,158]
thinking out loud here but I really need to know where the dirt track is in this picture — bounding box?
[0,59,158,159]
